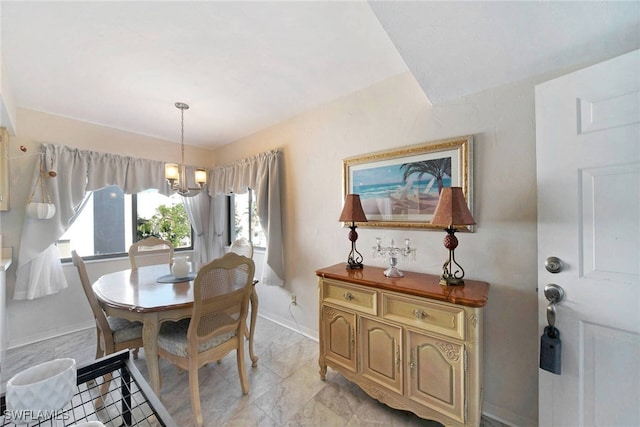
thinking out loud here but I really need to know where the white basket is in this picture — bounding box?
[6,358,76,423]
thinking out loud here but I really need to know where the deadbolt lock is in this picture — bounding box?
[545,256,564,274]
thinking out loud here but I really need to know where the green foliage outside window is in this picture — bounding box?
[137,203,191,247]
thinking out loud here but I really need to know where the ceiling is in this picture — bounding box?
[2,1,638,150]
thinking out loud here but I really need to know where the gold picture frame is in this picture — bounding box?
[343,135,473,230]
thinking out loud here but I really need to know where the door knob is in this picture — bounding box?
[544,284,565,304]
[545,256,564,273]
[544,284,565,328]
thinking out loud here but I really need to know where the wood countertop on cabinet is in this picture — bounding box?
[315,263,489,307]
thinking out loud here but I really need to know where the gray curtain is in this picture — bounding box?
[181,191,219,270]
[210,195,227,261]
[208,150,284,286]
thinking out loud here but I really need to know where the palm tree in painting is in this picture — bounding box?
[400,158,451,194]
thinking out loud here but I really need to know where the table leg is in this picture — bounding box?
[249,286,258,367]
[142,316,161,395]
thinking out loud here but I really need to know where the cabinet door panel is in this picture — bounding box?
[361,316,403,394]
[322,305,357,372]
[407,330,465,423]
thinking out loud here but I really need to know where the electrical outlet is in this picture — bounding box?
[290,295,297,306]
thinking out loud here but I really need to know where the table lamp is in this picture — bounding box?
[339,194,368,269]
[431,187,476,285]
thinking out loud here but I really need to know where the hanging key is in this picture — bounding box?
[541,283,564,374]
[540,325,562,374]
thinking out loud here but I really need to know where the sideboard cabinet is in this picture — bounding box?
[316,264,489,427]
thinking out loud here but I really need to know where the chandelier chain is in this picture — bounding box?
[180,105,185,167]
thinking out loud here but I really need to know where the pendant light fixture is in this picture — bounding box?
[164,102,207,195]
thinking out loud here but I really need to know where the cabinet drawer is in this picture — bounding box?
[322,279,377,315]
[382,293,466,340]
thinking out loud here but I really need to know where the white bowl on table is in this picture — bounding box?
[6,358,76,423]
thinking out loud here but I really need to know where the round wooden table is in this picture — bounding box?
[93,264,258,395]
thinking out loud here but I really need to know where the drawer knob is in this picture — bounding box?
[343,292,354,301]
[412,309,427,319]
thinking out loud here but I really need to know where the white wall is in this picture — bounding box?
[213,71,540,426]
[1,71,548,426]
[1,4,18,135]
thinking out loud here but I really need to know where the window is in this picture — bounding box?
[231,189,266,247]
[58,186,192,259]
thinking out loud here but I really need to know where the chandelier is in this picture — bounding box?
[164,102,207,195]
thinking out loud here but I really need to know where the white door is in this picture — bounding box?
[536,50,640,426]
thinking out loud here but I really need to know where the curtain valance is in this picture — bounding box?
[209,150,275,195]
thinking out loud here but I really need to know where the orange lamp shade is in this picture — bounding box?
[431,187,475,227]
[339,194,368,223]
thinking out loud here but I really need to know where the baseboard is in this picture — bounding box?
[8,320,95,350]
[257,311,318,342]
[6,312,305,350]
[482,402,537,427]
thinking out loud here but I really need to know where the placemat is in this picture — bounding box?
[156,272,196,283]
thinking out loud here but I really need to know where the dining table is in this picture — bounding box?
[92,263,259,396]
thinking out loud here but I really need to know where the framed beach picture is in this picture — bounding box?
[343,135,473,229]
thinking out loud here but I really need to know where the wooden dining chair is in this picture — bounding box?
[156,252,255,427]
[128,236,174,269]
[229,236,253,258]
[229,237,259,367]
[71,250,144,401]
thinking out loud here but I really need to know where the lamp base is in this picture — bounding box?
[439,276,465,286]
[439,227,466,286]
[346,261,364,270]
[344,222,364,270]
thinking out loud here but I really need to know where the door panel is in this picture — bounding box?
[581,164,639,280]
[322,305,357,372]
[582,323,640,426]
[577,90,640,134]
[406,330,465,423]
[360,316,403,394]
[536,49,640,426]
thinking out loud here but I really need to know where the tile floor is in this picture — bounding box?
[2,317,507,427]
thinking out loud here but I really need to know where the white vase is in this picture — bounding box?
[171,256,191,278]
